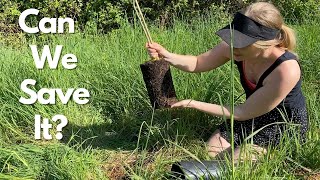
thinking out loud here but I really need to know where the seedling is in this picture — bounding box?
[133,0,177,109]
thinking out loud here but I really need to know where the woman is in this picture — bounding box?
[146,2,308,159]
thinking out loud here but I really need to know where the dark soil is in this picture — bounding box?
[140,59,178,109]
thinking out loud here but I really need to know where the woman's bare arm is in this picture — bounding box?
[146,41,230,73]
[194,41,230,72]
[172,60,300,121]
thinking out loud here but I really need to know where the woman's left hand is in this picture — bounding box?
[171,99,195,108]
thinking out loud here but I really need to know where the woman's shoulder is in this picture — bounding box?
[265,57,301,86]
[276,50,300,76]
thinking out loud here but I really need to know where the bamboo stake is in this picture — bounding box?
[134,0,153,43]
[133,0,159,60]
[133,1,152,43]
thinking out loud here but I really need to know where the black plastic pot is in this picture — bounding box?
[171,160,225,179]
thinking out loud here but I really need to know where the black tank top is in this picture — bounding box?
[235,51,306,109]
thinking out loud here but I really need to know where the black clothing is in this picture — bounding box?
[219,51,309,146]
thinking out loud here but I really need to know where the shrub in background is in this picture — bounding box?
[0,0,319,35]
[268,0,320,23]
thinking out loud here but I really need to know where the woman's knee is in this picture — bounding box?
[207,129,230,157]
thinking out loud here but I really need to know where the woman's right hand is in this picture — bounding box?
[145,42,172,60]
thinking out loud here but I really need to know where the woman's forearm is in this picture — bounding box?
[189,100,244,120]
[165,53,198,72]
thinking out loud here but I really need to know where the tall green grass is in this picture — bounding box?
[0,14,319,179]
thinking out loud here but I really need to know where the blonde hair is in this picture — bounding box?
[243,2,296,52]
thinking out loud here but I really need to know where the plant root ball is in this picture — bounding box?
[140,59,178,109]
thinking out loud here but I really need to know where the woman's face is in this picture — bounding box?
[233,44,262,62]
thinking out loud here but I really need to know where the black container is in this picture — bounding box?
[171,160,225,179]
